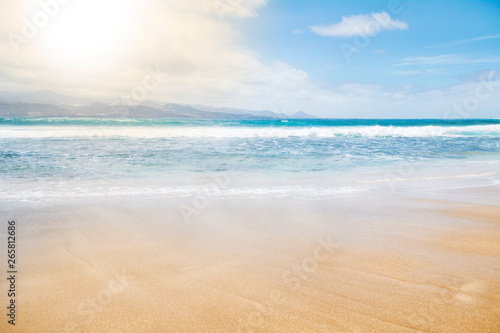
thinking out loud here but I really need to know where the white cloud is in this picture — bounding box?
[426,35,500,49]
[0,0,275,100]
[396,55,500,67]
[0,2,498,119]
[310,12,408,38]
[391,68,443,76]
[305,70,500,118]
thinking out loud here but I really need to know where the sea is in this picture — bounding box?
[1,118,499,202]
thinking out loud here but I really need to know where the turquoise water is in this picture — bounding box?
[1,118,499,127]
[1,118,499,201]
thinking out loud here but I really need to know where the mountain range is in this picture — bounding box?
[0,90,315,119]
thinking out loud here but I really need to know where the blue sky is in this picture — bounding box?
[0,0,499,118]
[240,0,500,88]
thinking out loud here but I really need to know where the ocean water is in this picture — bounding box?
[1,118,499,202]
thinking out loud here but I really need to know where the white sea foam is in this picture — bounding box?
[0,124,499,139]
[361,171,500,184]
[0,185,366,202]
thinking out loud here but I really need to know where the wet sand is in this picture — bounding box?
[1,192,499,332]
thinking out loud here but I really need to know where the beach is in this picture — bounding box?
[1,188,499,332]
[1,0,499,330]
[1,118,499,332]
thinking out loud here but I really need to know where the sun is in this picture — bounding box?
[40,0,137,69]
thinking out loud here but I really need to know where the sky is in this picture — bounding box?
[0,0,499,118]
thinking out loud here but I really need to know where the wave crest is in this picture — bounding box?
[0,124,499,138]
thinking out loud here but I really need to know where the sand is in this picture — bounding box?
[1,192,499,332]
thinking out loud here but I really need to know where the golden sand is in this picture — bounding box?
[1,196,499,332]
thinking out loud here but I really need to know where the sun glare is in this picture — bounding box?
[40,0,136,69]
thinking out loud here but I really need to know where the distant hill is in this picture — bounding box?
[290,111,313,119]
[0,90,89,105]
[0,92,316,119]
